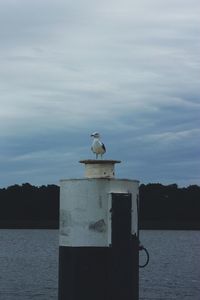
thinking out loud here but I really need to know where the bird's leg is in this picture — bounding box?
[96,153,98,159]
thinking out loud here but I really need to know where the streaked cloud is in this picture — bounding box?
[0,0,199,187]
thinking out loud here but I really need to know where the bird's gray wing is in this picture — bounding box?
[101,143,106,152]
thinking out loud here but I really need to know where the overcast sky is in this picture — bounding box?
[0,0,200,187]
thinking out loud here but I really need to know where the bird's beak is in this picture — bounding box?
[91,134,94,137]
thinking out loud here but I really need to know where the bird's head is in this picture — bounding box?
[91,132,100,138]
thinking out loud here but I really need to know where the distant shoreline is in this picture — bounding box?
[0,221,200,230]
[1,183,199,231]
[0,221,58,229]
[140,221,200,230]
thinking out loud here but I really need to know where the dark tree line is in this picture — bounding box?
[139,183,200,229]
[0,183,59,228]
[0,183,199,229]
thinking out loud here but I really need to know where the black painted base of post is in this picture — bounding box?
[58,235,139,300]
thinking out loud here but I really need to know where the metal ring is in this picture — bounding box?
[139,246,150,268]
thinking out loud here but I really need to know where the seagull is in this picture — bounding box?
[91,132,106,159]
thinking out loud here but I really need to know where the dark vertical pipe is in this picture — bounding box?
[58,190,139,300]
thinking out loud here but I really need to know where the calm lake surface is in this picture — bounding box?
[0,230,199,300]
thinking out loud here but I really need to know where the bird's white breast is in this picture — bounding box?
[92,140,105,154]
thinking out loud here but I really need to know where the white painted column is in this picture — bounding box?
[58,160,139,300]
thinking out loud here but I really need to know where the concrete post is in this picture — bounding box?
[58,160,139,300]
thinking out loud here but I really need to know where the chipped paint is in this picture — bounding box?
[59,178,139,247]
[98,195,102,208]
[89,219,106,232]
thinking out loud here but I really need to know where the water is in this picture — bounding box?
[0,230,199,300]
[139,230,200,299]
[0,230,58,300]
